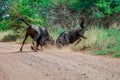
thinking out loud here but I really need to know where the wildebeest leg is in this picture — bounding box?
[31,43,39,51]
[36,38,44,51]
[56,38,60,47]
[36,42,43,50]
[64,33,70,45]
[56,37,62,48]
[36,43,40,50]
[20,34,28,52]
[40,45,43,50]
[36,43,43,50]
[74,38,81,46]
[31,41,38,52]
[56,31,66,48]
[80,35,86,39]
[31,34,40,51]
[57,33,69,47]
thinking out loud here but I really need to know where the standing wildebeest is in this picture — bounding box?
[18,18,54,52]
[56,18,86,47]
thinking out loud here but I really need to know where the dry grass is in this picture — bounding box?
[71,27,120,57]
[0,30,17,42]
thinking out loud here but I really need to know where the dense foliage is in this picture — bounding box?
[0,0,120,30]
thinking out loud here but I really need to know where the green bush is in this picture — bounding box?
[1,0,120,31]
[0,20,10,30]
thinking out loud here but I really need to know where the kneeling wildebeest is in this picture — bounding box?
[18,18,54,52]
[56,18,86,47]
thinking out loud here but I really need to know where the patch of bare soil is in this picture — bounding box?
[0,42,120,80]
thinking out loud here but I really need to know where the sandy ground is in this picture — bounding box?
[0,42,120,80]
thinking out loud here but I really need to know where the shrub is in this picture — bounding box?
[0,20,10,30]
[0,30,18,42]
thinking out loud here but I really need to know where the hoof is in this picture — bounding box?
[31,46,38,52]
[20,48,22,52]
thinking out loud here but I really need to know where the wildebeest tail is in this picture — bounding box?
[18,18,31,27]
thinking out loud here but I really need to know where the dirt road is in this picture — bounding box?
[0,42,120,80]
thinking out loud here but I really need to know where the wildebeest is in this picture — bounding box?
[18,18,54,52]
[56,18,86,47]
